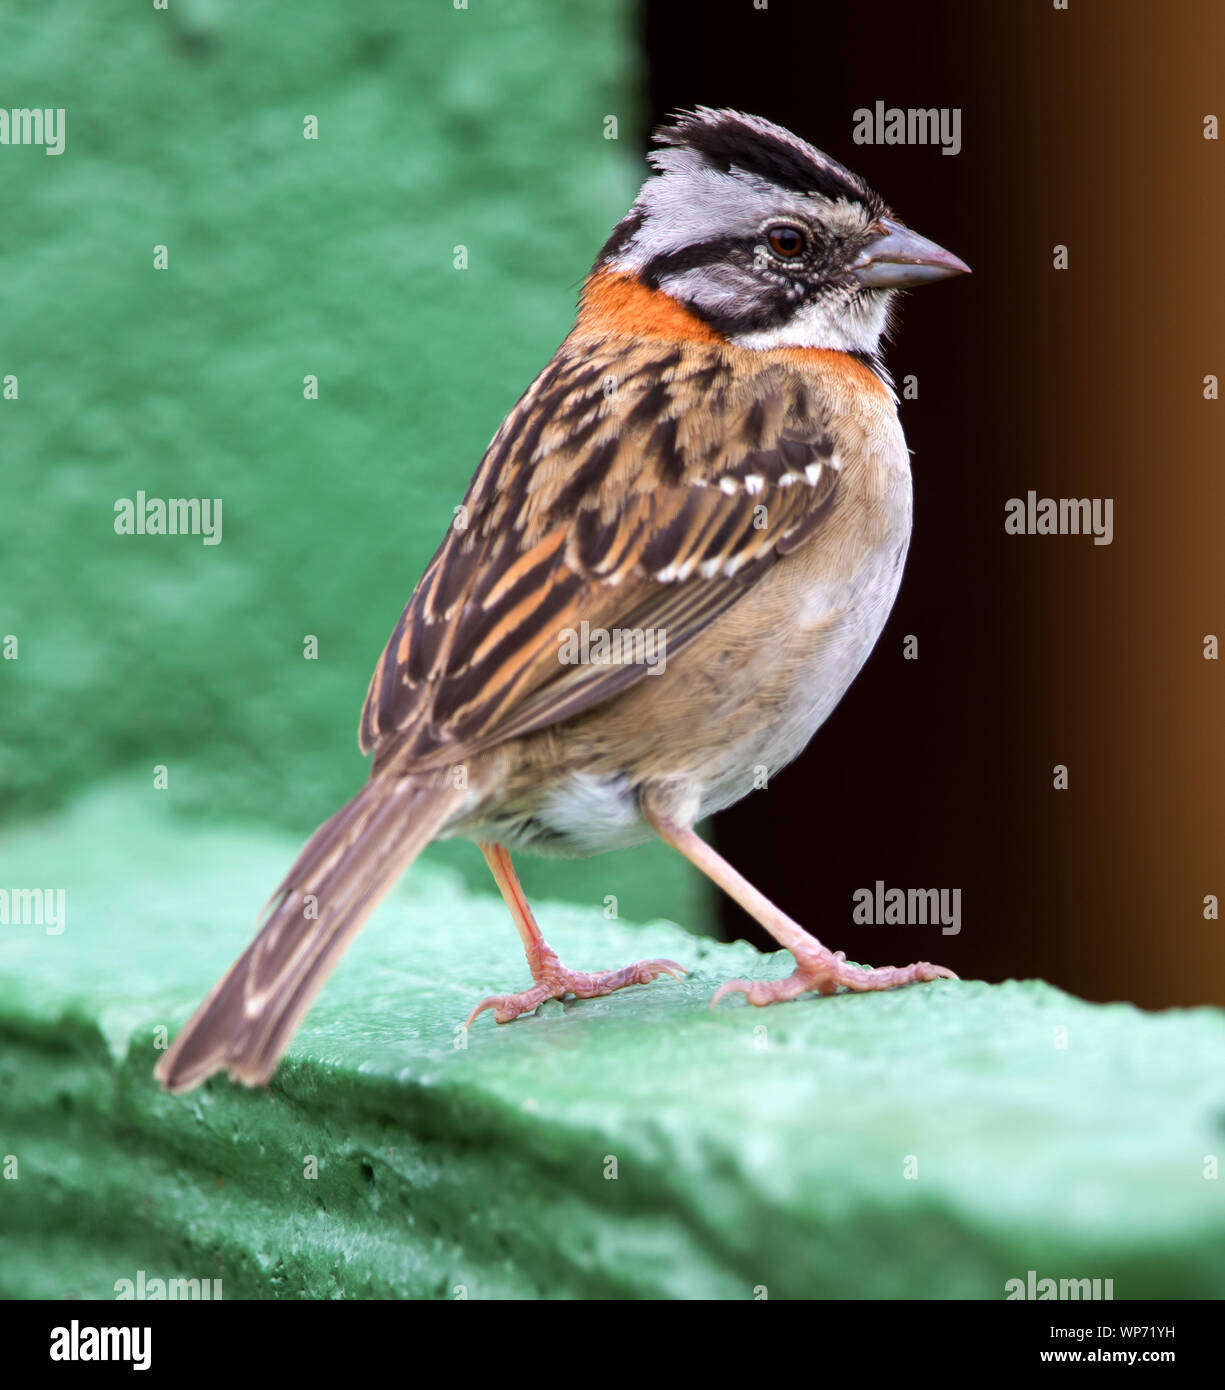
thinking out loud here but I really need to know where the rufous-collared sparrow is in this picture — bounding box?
[157,108,970,1093]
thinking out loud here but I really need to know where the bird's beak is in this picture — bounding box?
[852,218,971,288]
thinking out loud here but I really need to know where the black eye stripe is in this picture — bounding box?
[639,235,751,289]
[640,225,825,288]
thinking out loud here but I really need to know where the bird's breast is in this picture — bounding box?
[456,355,914,855]
[692,402,913,817]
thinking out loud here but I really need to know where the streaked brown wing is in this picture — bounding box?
[360,335,841,767]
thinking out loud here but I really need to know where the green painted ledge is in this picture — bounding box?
[2,782,1225,1299]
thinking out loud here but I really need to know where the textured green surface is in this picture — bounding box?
[3,782,1225,1299]
[0,0,703,926]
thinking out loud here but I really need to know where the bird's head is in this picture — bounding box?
[595,107,969,363]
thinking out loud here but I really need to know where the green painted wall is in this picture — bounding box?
[0,0,706,928]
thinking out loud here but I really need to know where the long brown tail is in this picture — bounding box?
[155,773,465,1093]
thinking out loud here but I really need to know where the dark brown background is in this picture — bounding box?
[643,0,1225,1008]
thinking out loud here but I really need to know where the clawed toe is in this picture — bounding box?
[465,985,552,1028]
[710,973,822,1008]
[582,957,686,993]
[711,950,956,1009]
[466,955,686,1028]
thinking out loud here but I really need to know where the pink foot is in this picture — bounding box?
[712,947,956,1009]
[466,940,686,1026]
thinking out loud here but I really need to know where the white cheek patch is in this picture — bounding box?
[731,289,893,355]
[657,263,760,319]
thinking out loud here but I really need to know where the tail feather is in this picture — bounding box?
[155,773,464,1093]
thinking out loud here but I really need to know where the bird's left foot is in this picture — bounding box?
[466,939,686,1026]
[712,945,956,1008]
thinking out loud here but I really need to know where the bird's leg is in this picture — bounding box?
[465,842,685,1026]
[643,801,956,1007]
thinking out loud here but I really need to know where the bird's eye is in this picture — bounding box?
[765,224,807,259]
